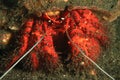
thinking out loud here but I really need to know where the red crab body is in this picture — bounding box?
[68,9,108,62]
[6,8,108,72]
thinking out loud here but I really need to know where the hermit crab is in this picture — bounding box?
[4,6,109,74]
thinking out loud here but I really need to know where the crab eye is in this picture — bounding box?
[61,17,65,20]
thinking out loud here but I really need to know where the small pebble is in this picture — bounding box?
[89,69,96,76]
[0,30,12,46]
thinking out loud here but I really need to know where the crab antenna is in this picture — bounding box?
[66,29,115,80]
[0,33,46,80]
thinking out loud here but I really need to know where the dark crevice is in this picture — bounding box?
[2,0,18,8]
[52,31,71,64]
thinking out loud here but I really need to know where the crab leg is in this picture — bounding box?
[6,19,34,69]
[39,21,60,70]
[71,9,108,46]
[25,19,43,70]
[68,10,102,63]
